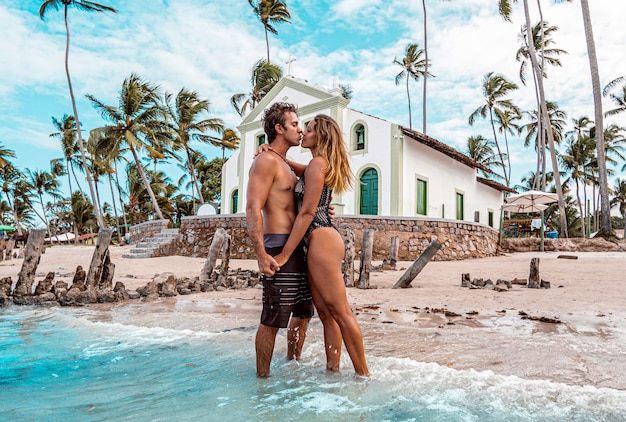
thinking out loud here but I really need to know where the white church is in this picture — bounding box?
[220,76,511,229]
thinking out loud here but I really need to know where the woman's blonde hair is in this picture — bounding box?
[313,114,354,194]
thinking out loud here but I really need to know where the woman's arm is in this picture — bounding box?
[273,157,327,267]
[286,159,307,177]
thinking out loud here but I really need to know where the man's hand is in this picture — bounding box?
[258,252,280,277]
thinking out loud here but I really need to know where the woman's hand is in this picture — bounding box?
[273,252,289,269]
[254,143,272,158]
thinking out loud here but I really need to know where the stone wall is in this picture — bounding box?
[174,214,500,261]
[128,219,170,245]
[500,237,626,253]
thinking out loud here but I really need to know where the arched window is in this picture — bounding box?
[355,124,365,150]
[231,189,239,214]
[359,168,378,215]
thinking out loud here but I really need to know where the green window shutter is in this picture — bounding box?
[455,192,464,220]
[416,179,427,215]
[257,134,266,147]
[488,210,494,227]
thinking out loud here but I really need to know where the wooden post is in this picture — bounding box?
[13,229,46,297]
[201,228,228,280]
[85,229,113,290]
[357,229,374,289]
[388,236,399,270]
[218,231,232,278]
[343,229,355,287]
[392,239,442,289]
[528,257,540,288]
[5,239,14,261]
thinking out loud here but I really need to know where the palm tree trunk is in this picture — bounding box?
[63,6,104,229]
[421,0,428,134]
[4,193,23,236]
[580,0,611,236]
[265,28,271,64]
[129,143,165,221]
[522,0,568,237]
[114,161,129,235]
[489,111,509,187]
[71,165,86,201]
[39,193,51,238]
[187,149,205,203]
[406,74,412,129]
[575,181,585,238]
[108,174,123,244]
[66,163,73,197]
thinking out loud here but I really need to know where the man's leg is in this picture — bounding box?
[287,317,310,360]
[256,323,279,377]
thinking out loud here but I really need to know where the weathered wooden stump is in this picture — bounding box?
[392,239,442,289]
[528,257,540,288]
[85,229,114,290]
[461,273,471,287]
[13,229,46,298]
[5,239,15,261]
[388,236,399,270]
[343,229,355,287]
[357,229,374,289]
[201,228,230,281]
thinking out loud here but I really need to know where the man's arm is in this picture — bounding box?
[246,155,279,277]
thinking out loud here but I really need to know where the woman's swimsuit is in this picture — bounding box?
[294,174,336,239]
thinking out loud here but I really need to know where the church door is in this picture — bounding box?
[359,168,378,215]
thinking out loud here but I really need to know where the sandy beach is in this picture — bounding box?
[1,245,625,391]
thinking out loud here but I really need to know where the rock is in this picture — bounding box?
[34,272,55,295]
[77,289,98,304]
[71,266,86,291]
[0,276,12,296]
[52,281,69,301]
[159,275,178,297]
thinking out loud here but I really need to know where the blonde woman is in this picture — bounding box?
[272,114,369,376]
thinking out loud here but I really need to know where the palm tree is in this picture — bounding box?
[39,0,117,230]
[248,0,291,64]
[464,135,503,179]
[515,21,567,86]
[468,72,520,187]
[27,169,60,236]
[87,73,170,221]
[499,0,569,237]
[522,101,567,190]
[495,108,522,185]
[231,58,283,117]
[603,76,626,117]
[578,0,611,236]
[610,179,626,238]
[0,164,28,235]
[394,43,432,131]
[561,135,596,237]
[208,128,241,164]
[165,88,224,203]
[0,142,16,167]
[49,114,87,200]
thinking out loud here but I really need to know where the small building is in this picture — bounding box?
[221,76,511,229]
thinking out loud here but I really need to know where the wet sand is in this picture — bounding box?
[2,245,625,390]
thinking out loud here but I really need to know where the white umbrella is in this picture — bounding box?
[505,190,558,206]
[502,203,548,213]
[504,190,558,250]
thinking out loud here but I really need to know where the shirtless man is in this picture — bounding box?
[246,102,314,377]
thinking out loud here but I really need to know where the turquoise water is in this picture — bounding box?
[1,307,625,422]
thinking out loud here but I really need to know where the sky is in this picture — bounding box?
[1,0,625,207]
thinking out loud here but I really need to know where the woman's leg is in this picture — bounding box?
[308,228,369,376]
[308,274,342,371]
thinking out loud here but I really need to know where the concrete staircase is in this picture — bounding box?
[122,228,181,259]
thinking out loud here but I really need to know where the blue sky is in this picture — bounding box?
[1,0,625,207]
